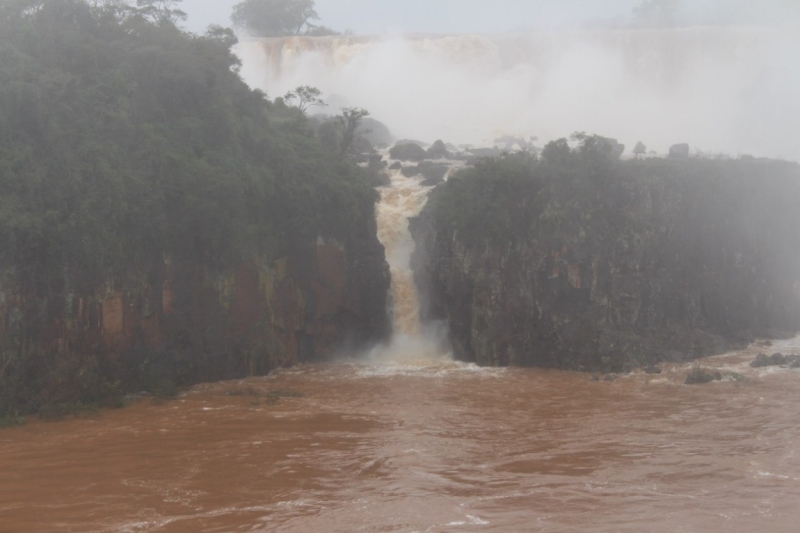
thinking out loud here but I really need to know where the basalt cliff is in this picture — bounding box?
[0,4,390,418]
[410,142,800,372]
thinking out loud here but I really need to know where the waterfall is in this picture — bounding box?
[236,28,800,161]
[376,171,429,336]
[369,156,448,360]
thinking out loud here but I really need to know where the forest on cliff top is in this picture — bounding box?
[0,0,377,421]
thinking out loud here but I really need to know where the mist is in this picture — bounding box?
[235,28,797,159]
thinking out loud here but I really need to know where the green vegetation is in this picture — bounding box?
[429,134,800,255]
[0,0,377,421]
[232,0,341,37]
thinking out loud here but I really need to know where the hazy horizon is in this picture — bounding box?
[180,0,800,35]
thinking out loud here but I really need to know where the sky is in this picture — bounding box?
[180,0,800,35]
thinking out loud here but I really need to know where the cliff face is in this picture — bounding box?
[0,219,390,392]
[410,153,800,372]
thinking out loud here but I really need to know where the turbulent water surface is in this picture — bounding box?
[2,341,800,532]
[3,166,800,533]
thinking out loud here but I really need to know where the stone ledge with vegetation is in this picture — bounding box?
[0,0,390,421]
[410,135,800,372]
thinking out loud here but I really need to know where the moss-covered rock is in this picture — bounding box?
[411,138,800,372]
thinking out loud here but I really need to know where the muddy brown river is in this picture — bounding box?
[3,167,800,532]
[2,338,800,532]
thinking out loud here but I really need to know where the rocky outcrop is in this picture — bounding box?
[0,223,390,387]
[390,143,427,162]
[410,155,800,373]
[427,140,450,159]
[669,143,690,158]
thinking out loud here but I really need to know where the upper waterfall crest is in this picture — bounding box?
[236,28,799,161]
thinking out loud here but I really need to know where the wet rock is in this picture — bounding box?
[669,143,690,158]
[427,140,449,159]
[389,161,402,170]
[368,171,391,187]
[756,340,773,347]
[367,153,384,169]
[419,164,450,186]
[400,166,420,178]
[662,351,685,363]
[750,352,787,368]
[359,117,394,147]
[389,143,427,162]
[409,154,800,373]
[684,367,722,385]
[591,374,600,382]
[644,365,662,375]
[603,373,618,382]
[395,138,428,147]
[365,155,391,187]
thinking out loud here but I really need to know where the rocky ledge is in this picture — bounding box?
[410,137,800,373]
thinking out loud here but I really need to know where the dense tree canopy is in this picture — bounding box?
[0,0,376,420]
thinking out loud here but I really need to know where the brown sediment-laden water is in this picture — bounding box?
[2,164,800,533]
[2,341,800,532]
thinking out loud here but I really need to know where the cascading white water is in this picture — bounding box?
[236,29,800,161]
[370,159,449,360]
[376,171,428,336]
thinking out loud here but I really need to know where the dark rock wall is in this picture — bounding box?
[411,159,800,372]
[0,219,390,385]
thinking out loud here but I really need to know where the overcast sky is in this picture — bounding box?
[180,0,800,35]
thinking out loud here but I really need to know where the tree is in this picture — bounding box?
[136,0,186,24]
[284,85,326,114]
[231,0,318,37]
[633,142,647,158]
[336,107,370,156]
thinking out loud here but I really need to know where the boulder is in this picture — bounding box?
[661,350,685,363]
[367,154,384,170]
[644,365,662,375]
[684,367,722,385]
[427,140,449,159]
[395,138,429,147]
[669,144,690,158]
[400,166,420,178]
[750,352,787,368]
[368,171,391,188]
[420,164,450,186]
[390,143,427,162]
[358,117,394,147]
[389,161,402,170]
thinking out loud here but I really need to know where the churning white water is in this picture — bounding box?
[366,155,452,363]
[237,29,800,160]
